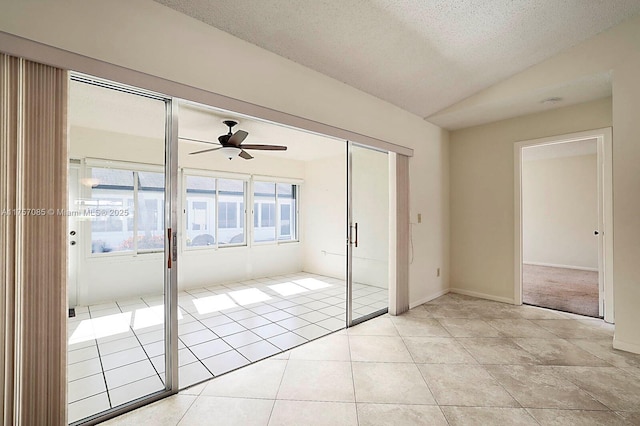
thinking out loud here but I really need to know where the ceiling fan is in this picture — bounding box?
[181,120,287,160]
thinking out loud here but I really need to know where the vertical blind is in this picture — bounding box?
[0,53,68,426]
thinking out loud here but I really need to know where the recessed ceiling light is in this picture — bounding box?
[541,97,563,104]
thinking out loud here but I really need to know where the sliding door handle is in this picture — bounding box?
[354,222,358,248]
[167,228,178,268]
[167,228,172,268]
[348,223,359,247]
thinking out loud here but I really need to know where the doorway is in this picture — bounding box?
[514,128,613,322]
[65,73,401,425]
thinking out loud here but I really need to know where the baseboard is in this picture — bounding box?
[523,261,598,272]
[613,337,640,355]
[449,288,515,305]
[409,288,449,309]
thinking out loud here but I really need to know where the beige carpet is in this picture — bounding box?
[523,264,599,317]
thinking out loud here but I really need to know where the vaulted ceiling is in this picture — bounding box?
[154,0,640,129]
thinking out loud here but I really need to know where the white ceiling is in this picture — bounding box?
[523,138,597,162]
[153,0,640,128]
[69,80,345,162]
[69,80,166,139]
[178,102,345,162]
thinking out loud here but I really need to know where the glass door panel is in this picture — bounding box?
[67,77,173,424]
[347,142,390,325]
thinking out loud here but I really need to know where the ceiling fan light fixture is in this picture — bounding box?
[220,146,241,160]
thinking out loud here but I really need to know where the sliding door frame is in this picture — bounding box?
[346,142,353,327]
[67,73,180,426]
[346,141,390,327]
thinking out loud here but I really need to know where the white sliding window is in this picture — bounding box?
[277,183,298,241]
[253,181,299,244]
[88,165,164,255]
[184,173,247,249]
[218,178,246,245]
[185,175,216,247]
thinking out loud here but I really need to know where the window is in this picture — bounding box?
[280,204,291,237]
[137,171,165,250]
[184,174,246,248]
[253,181,299,243]
[218,179,245,245]
[185,175,216,247]
[261,203,276,227]
[88,167,164,254]
[277,183,297,241]
[253,181,276,242]
[191,201,208,231]
[218,202,237,228]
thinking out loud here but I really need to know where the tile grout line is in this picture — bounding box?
[265,351,290,425]
[89,306,114,410]
[173,392,200,426]
[119,298,166,391]
[390,317,444,419]
[345,327,361,426]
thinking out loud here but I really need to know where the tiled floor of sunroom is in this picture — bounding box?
[67,272,388,423]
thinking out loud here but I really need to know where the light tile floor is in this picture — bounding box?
[67,272,388,423]
[101,293,640,426]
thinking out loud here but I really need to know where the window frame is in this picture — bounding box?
[83,159,165,258]
[182,169,249,251]
[251,177,301,246]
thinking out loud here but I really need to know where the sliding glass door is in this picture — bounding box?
[66,75,177,424]
[347,142,390,325]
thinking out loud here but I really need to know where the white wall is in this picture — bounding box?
[0,0,449,308]
[522,154,598,270]
[302,148,390,289]
[303,154,347,281]
[351,147,389,288]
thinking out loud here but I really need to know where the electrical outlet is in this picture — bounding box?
[436,268,440,277]
[417,213,422,223]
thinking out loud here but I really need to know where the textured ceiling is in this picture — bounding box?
[430,71,613,129]
[153,0,640,127]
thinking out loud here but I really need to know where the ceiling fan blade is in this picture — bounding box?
[189,147,223,155]
[180,136,218,144]
[240,144,287,151]
[239,150,253,160]
[228,130,248,146]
